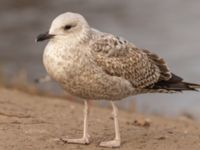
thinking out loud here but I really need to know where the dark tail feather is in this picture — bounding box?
[151,74,200,92]
[183,82,200,91]
[151,81,200,92]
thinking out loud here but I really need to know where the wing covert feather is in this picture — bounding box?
[91,34,171,88]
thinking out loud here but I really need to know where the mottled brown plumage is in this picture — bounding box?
[91,34,166,89]
[91,33,200,93]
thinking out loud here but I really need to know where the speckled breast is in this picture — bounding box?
[43,43,85,84]
[42,42,134,100]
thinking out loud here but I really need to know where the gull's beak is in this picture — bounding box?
[36,32,55,42]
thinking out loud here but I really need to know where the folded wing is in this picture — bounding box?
[91,34,172,89]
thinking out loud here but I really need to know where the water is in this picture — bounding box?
[0,0,200,119]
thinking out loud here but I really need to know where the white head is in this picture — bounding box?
[37,12,90,42]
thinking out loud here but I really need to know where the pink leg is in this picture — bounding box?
[99,101,121,148]
[61,100,90,144]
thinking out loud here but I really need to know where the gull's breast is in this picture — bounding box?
[43,42,134,100]
[43,42,85,81]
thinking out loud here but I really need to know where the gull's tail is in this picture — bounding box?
[150,74,200,92]
[179,82,200,91]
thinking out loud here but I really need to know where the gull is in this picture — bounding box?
[36,12,200,148]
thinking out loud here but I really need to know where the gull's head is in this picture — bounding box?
[36,12,90,42]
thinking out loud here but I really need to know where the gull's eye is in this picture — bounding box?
[64,25,72,30]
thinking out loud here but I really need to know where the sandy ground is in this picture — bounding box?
[0,88,200,150]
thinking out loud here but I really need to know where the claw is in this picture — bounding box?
[60,136,90,145]
[99,139,120,148]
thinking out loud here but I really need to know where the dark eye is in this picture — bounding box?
[64,25,72,30]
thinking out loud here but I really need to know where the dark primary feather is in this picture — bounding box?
[149,73,200,92]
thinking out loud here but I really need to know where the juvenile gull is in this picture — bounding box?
[37,12,200,148]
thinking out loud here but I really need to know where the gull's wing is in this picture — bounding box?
[91,34,172,89]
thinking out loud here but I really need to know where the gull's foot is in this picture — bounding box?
[60,135,90,145]
[99,139,121,148]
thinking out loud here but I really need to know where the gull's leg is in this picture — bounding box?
[99,101,121,148]
[61,100,90,144]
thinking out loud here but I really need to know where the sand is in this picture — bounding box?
[0,88,200,150]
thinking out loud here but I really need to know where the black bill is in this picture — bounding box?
[36,32,55,42]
